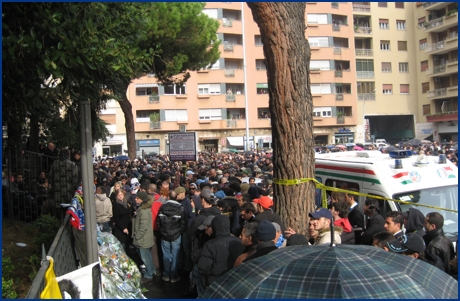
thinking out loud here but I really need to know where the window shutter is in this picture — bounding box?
[421,61,428,71]
[160,110,166,122]
[382,62,391,70]
[379,19,388,23]
[382,84,392,90]
[400,84,409,93]
[398,41,407,51]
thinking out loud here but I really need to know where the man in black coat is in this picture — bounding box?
[244,220,278,262]
[253,196,287,233]
[361,198,385,245]
[196,214,244,296]
[345,189,364,229]
[423,212,455,274]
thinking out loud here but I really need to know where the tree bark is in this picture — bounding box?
[247,3,315,235]
[118,92,136,160]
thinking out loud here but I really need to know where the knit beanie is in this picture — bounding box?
[255,220,276,242]
[136,191,150,204]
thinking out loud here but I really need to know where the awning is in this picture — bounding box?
[135,83,158,88]
[103,139,123,146]
[227,137,244,146]
[256,83,268,89]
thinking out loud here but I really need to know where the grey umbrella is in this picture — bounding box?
[201,244,458,299]
[405,138,422,146]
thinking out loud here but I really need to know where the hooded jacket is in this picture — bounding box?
[314,226,342,245]
[405,208,426,237]
[157,200,187,242]
[132,198,154,248]
[95,193,113,223]
[197,215,244,287]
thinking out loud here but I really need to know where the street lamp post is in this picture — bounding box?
[362,89,376,143]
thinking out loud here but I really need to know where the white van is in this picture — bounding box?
[375,139,387,144]
[314,150,458,241]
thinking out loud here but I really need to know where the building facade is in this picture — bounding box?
[99,2,457,156]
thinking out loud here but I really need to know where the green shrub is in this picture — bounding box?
[2,257,15,279]
[2,277,17,299]
[32,215,60,251]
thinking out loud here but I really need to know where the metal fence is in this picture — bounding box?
[26,214,79,299]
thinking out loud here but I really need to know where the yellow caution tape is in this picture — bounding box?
[273,177,458,213]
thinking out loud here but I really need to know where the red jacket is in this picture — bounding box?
[334,217,352,233]
[151,201,162,231]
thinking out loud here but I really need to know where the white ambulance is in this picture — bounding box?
[314,150,458,242]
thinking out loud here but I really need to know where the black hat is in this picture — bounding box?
[387,233,425,254]
[255,220,276,242]
[200,189,215,204]
[198,215,215,230]
[286,234,310,246]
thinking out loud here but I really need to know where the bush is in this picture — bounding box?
[2,257,15,279]
[2,277,18,299]
[32,215,60,251]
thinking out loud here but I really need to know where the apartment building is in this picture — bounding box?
[413,2,458,143]
[99,2,457,156]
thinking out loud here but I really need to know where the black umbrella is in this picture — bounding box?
[201,244,458,299]
[405,138,422,146]
[113,155,130,161]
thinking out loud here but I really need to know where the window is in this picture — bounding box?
[419,39,427,50]
[422,82,430,94]
[199,109,222,120]
[313,107,332,118]
[164,84,186,95]
[165,109,188,121]
[380,40,390,50]
[397,41,407,51]
[400,84,409,94]
[399,63,409,72]
[136,110,156,118]
[308,37,329,47]
[202,9,218,19]
[395,2,404,8]
[210,59,220,70]
[381,62,391,72]
[396,20,406,30]
[254,35,263,46]
[136,87,152,96]
[256,59,266,70]
[418,17,426,28]
[307,14,328,24]
[198,83,221,95]
[310,60,331,70]
[378,2,387,7]
[379,19,389,29]
[420,60,428,72]
[356,59,374,71]
[423,104,431,115]
[311,83,332,94]
[382,84,393,94]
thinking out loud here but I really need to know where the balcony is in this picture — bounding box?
[333,47,341,55]
[425,64,446,76]
[335,70,343,78]
[332,24,340,31]
[336,93,344,100]
[224,44,234,52]
[426,111,458,123]
[425,40,445,54]
[223,18,233,27]
[422,2,450,11]
[427,88,447,98]
[226,120,237,127]
[355,49,373,56]
[224,69,235,77]
[424,17,443,31]
[353,4,370,12]
[337,116,345,124]
[226,94,236,102]
[354,26,372,34]
[358,93,376,101]
[331,2,339,9]
[150,121,161,130]
[356,71,374,79]
[148,94,159,103]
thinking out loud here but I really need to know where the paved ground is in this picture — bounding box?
[142,272,195,299]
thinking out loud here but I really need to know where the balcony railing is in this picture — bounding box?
[427,88,447,98]
[358,93,376,101]
[226,120,237,127]
[352,4,370,12]
[426,64,446,75]
[424,17,443,30]
[335,93,344,100]
[422,2,436,8]
[223,18,233,27]
[333,47,342,55]
[224,44,234,52]
[354,26,372,34]
[331,2,339,8]
[149,94,159,103]
[335,70,343,77]
[356,71,375,78]
[226,94,236,102]
[332,24,340,31]
[355,49,373,56]
[150,121,161,129]
[425,40,445,53]
[224,69,235,77]
[337,116,345,124]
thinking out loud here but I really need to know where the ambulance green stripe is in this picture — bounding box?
[316,171,381,185]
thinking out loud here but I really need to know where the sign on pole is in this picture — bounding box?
[169,132,197,161]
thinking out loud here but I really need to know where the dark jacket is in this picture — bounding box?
[112,202,132,244]
[423,228,454,274]
[404,208,426,237]
[181,196,196,227]
[244,241,278,262]
[361,214,385,245]
[221,196,240,234]
[157,200,187,242]
[197,215,244,287]
[348,205,365,229]
[253,210,287,233]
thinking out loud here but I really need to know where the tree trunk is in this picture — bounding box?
[247,3,315,235]
[28,113,39,153]
[118,93,136,160]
